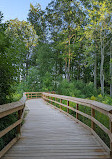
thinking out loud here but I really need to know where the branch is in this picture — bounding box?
[104,37,112,49]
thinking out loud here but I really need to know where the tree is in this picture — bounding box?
[46,0,85,81]
[86,0,112,95]
[5,19,38,78]
[28,3,46,43]
[110,41,112,97]
[0,11,3,23]
[0,16,19,104]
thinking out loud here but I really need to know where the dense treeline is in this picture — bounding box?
[0,0,112,105]
[0,0,112,151]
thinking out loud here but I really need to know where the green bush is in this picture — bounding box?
[57,79,98,98]
[0,113,18,151]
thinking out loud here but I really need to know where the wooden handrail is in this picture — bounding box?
[0,92,43,158]
[0,93,26,158]
[1,92,112,158]
[25,92,42,100]
[42,92,112,156]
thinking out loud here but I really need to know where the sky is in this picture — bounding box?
[0,0,52,22]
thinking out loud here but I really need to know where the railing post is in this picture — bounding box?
[91,108,95,130]
[47,96,49,103]
[28,93,29,99]
[50,96,52,104]
[60,99,62,109]
[17,109,23,136]
[110,116,112,156]
[67,101,69,113]
[76,104,79,120]
[55,97,56,106]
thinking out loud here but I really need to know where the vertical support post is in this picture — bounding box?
[17,109,23,136]
[31,93,32,99]
[110,115,112,156]
[51,96,52,104]
[76,104,79,120]
[67,101,69,113]
[91,108,95,130]
[60,99,62,109]
[36,93,37,99]
[55,97,56,107]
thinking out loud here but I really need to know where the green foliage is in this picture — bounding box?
[57,79,98,98]
[96,94,112,105]
[28,3,46,42]
[0,113,18,150]
[90,95,96,100]
[42,72,53,91]
[0,24,19,104]
[0,0,112,153]
[0,11,3,23]
[12,93,23,102]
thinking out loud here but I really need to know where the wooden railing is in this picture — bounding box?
[0,92,43,158]
[1,92,112,158]
[25,92,42,99]
[42,92,112,156]
[0,93,26,158]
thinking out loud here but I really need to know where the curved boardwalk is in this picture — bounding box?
[2,99,110,159]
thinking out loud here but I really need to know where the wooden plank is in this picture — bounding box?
[91,129,110,154]
[42,93,112,114]
[91,108,95,130]
[2,99,110,159]
[17,110,23,135]
[0,119,22,138]
[45,100,111,155]
[0,137,19,158]
[67,101,69,113]
[0,105,24,118]
[2,156,110,159]
[43,97,96,124]
[76,104,79,120]
[43,96,111,143]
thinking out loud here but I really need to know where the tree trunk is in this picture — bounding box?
[65,45,67,79]
[100,31,104,95]
[67,35,71,82]
[110,41,112,97]
[94,52,97,89]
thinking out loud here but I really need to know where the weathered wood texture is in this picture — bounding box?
[42,92,112,155]
[0,93,26,158]
[25,92,42,100]
[2,99,110,159]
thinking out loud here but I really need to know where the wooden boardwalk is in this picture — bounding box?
[2,99,110,159]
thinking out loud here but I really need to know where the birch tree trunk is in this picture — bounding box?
[94,52,97,89]
[100,30,104,95]
[110,41,112,97]
[67,32,71,82]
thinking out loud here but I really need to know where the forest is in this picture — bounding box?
[0,0,112,155]
[0,0,112,105]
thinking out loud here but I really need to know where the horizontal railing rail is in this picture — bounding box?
[0,92,44,158]
[42,92,112,156]
[0,93,27,158]
[25,92,42,99]
[1,92,112,158]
